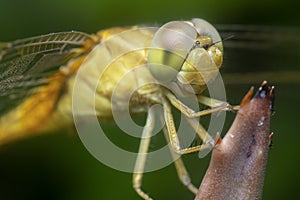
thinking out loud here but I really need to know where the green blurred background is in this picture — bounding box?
[0,0,299,199]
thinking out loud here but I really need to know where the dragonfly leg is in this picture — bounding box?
[133,108,155,200]
[162,125,198,194]
[174,157,198,194]
[160,99,217,195]
[162,97,215,155]
[166,92,239,118]
[197,95,240,113]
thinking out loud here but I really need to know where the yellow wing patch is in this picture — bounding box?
[0,71,67,144]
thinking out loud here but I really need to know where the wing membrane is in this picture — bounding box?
[0,31,94,116]
[215,24,300,78]
[216,24,300,49]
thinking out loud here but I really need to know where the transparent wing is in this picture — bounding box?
[217,24,300,49]
[215,24,300,84]
[0,31,95,116]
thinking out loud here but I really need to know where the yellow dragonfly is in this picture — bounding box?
[0,18,299,200]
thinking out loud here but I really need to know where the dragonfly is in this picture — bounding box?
[0,18,299,200]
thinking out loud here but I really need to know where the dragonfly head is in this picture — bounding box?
[148,18,223,94]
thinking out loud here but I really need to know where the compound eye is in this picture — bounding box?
[148,21,197,82]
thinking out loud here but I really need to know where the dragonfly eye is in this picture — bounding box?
[148,18,223,92]
[148,21,197,82]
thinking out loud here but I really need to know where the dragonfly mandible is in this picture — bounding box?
[0,18,243,200]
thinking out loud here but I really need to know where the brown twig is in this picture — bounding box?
[195,81,275,200]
